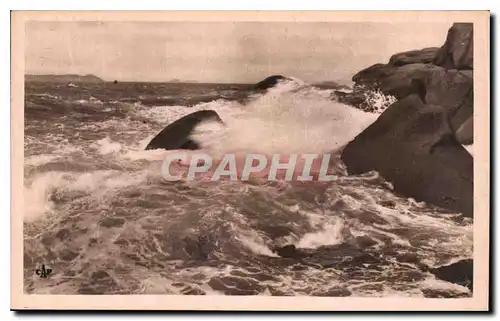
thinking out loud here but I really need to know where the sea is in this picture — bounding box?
[23,79,473,297]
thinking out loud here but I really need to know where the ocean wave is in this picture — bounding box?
[23,79,472,297]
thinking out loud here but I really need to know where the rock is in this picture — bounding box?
[388,47,440,67]
[378,63,434,99]
[433,23,473,70]
[334,86,396,113]
[352,63,391,88]
[341,94,473,217]
[430,259,473,291]
[274,244,304,258]
[335,89,367,108]
[455,116,473,145]
[353,62,472,106]
[254,75,291,90]
[352,63,434,100]
[422,68,473,130]
[145,110,223,150]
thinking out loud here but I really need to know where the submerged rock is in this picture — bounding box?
[341,94,473,217]
[145,110,223,151]
[254,75,292,90]
[430,259,473,291]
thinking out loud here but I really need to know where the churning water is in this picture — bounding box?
[23,79,472,297]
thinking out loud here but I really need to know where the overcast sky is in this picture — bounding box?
[25,21,452,84]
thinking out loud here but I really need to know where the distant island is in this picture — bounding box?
[25,74,104,83]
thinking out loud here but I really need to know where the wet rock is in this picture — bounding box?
[430,259,473,291]
[274,244,304,258]
[433,23,473,70]
[334,86,394,113]
[145,110,223,151]
[352,63,390,87]
[348,23,474,141]
[99,217,126,228]
[422,68,473,130]
[58,249,79,261]
[341,95,473,217]
[376,63,434,99]
[254,75,291,90]
[388,47,440,67]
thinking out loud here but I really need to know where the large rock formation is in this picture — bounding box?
[455,116,473,145]
[341,23,475,216]
[347,23,474,144]
[145,110,223,151]
[433,23,474,70]
[341,94,473,217]
[430,259,473,291]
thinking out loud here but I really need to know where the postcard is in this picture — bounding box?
[11,10,490,311]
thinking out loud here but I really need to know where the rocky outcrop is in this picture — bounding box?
[145,110,223,151]
[433,23,473,70]
[341,23,475,216]
[347,23,474,143]
[341,94,473,217]
[254,75,292,90]
[430,259,473,291]
[389,47,440,67]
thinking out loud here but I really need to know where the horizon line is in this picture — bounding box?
[24,73,353,86]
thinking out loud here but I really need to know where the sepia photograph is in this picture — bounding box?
[11,11,490,311]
